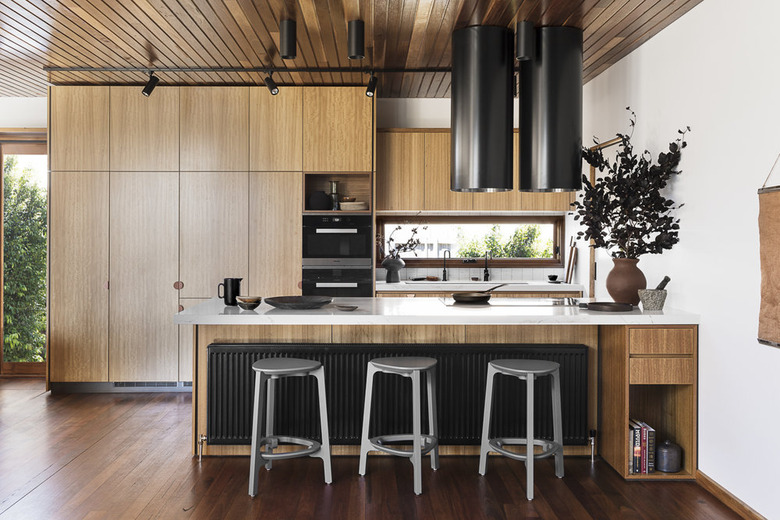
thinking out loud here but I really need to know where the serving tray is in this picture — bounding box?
[264,296,333,310]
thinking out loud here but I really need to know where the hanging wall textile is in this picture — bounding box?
[758,160,780,347]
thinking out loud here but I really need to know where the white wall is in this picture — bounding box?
[583,1,780,517]
[0,97,47,128]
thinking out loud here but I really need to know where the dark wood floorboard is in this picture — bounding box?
[0,378,740,520]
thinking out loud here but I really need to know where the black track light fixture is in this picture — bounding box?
[515,21,535,61]
[142,71,159,97]
[280,20,296,60]
[348,20,365,60]
[265,72,279,95]
[365,73,377,97]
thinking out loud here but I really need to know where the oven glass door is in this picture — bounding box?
[303,226,372,260]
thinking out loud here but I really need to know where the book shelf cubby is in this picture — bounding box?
[600,325,698,480]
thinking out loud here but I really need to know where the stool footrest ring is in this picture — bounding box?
[369,434,439,458]
[258,435,321,460]
[488,437,563,461]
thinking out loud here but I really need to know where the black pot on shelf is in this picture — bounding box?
[656,440,682,473]
[308,190,330,210]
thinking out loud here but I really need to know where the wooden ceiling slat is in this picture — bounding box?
[2,0,139,84]
[583,0,679,71]
[0,0,703,97]
[134,0,252,84]
[584,0,664,54]
[584,0,701,83]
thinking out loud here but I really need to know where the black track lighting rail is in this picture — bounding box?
[43,66,452,74]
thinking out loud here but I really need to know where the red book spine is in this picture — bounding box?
[641,422,649,474]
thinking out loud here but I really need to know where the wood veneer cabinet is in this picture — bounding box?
[302,87,372,172]
[178,298,208,382]
[109,87,179,171]
[49,171,109,382]
[179,171,249,298]
[376,129,576,212]
[599,325,698,480]
[424,132,473,211]
[180,87,249,171]
[375,132,425,211]
[49,86,109,171]
[248,172,302,296]
[109,172,179,381]
[250,87,302,171]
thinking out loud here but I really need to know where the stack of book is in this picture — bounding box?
[628,419,656,474]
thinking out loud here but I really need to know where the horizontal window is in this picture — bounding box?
[376,216,563,268]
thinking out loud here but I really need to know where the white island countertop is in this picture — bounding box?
[175,297,699,326]
[375,281,584,292]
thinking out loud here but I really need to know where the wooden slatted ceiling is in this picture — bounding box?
[0,0,702,98]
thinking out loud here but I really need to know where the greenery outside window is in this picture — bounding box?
[376,216,564,268]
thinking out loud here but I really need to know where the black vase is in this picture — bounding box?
[381,257,405,283]
[308,190,330,210]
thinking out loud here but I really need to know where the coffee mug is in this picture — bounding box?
[218,277,242,306]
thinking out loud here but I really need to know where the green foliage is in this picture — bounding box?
[456,225,552,258]
[3,156,47,362]
[573,108,689,258]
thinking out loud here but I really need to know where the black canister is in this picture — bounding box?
[656,439,682,473]
[308,190,330,210]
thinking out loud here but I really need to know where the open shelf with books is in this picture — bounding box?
[600,325,698,480]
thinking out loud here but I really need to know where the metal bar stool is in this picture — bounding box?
[248,357,332,497]
[478,359,564,500]
[358,356,439,495]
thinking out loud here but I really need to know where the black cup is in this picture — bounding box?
[218,277,242,306]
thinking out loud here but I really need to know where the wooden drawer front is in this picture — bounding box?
[629,328,694,355]
[630,357,694,385]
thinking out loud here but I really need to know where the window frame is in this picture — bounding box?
[375,215,565,269]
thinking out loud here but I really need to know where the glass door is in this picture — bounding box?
[1,139,47,376]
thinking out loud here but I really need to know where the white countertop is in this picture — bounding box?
[174,297,699,326]
[376,281,584,292]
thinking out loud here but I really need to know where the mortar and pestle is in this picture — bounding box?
[638,276,670,310]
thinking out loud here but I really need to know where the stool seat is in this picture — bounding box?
[252,357,321,375]
[369,356,437,372]
[489,359,559,376]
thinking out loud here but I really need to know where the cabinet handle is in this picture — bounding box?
[105,281,110,290]
[178,305,184,312]
[315,282,358,288]
[315,228,358,234]
[174,281,184,290]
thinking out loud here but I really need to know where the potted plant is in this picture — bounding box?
[572,109,690,304]
[379,225,426,283]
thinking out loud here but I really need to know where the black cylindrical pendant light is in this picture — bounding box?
[280,20,296,60]
[451,26,513,192]
[515,21,535,61]
[348,20,365,60]
[519,26,583,192]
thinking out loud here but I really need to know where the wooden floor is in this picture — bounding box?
[0,377,740,520]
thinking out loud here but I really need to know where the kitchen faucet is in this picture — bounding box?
[442,250,451,281]
[483,252,491,281]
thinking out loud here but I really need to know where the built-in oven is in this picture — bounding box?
[301,266,373,297]
[302,215,373,262]
[302,214,373,297]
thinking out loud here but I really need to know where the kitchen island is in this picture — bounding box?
[176,297,700,480]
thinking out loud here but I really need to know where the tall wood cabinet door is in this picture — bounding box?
[376,132,425,211]
[180,172,249,298]
[49,87,109,171]
[424,132,472,211]
[109,172,179,381]
[110,87,179,171]
[180,87,249,171]
[49,171,109,382]
[302,87,372,172]
[250,87,303,171]
[473,131,522,211]
[248,172,302,296]
[178,298,208,382]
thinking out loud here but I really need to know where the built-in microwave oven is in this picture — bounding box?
[302,215,373,265]
[301,266,373,297]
